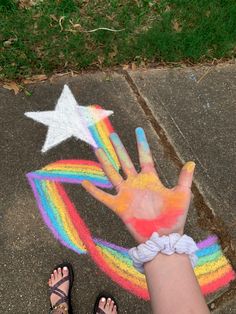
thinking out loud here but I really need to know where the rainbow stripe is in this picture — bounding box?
[88,104,119,170]
[27,107,235,299]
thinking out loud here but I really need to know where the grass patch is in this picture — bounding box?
[0,0,235,80]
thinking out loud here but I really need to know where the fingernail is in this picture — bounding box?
[135,127,144,133]
[183,161,195,172]
[110,132,118,139]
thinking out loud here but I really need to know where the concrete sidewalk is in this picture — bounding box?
[1,63,235,313]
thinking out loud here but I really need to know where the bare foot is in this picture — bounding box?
[97,297,117,314]
[48,266,69,312]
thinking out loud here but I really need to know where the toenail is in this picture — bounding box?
[107,298,111,302]
[63,267,68,270]
[101,297,106,302]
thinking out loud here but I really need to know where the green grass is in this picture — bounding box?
[0,0,236,80]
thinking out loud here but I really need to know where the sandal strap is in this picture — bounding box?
[96,308,106,314]
[55,287,67,298]
[53,296,68,308]
[50,287,67,299]
[49,277,69,311]
[51,276,69,290]
[50,289,63,299]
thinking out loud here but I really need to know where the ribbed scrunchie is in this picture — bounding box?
[129,232,198,273]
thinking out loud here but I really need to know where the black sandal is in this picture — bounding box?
[49,263,74,314]
[93,292,118,314]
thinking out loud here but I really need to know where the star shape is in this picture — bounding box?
[25,84,113,152]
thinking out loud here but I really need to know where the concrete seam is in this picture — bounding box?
[119,69,236,305]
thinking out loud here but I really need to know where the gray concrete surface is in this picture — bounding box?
[0,66,235,313]
[212,298,236,313]
[129,64,236,246]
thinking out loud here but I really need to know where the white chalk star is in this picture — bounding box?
[25,84,113,152]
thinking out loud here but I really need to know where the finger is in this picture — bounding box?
[135,127,155,171]
[177,161,196,188]
[81,180,115,208]
[110,133,136,176]
[95,148,123,188]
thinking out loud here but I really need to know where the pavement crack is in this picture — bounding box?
[155,88,210,175]
[120,69,236,278]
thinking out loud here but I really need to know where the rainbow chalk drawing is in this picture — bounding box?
[26,86,235,300]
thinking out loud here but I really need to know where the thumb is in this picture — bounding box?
[81,180,115,210]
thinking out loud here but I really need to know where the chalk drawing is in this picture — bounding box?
[26,86,235,299]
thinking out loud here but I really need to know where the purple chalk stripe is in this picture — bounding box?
[94,238,129,253]
[197,235,218,249]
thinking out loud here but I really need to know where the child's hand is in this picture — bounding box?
[82,127,195,243]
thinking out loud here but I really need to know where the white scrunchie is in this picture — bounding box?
[128,232,198,273]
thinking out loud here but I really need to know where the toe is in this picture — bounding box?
[57,267,62,278]
[63,266,69,277]
[105,298,111,309]
[110,300,114,310]
[113,304,117,313]
[48,278,52,287]
[98,297,106,311]
[53,269,58,280]
[51,273,55,283]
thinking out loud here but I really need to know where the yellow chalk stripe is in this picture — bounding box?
[96,118,119,167]
[47,181,86,251]
[97,246,147,288]
[44,164,104,173]
[98,245,145,280]
[45,165,103,171]
[197,264,232,286]
[194,255,228,277]
[47,181,83,248]
[95,120,120,169]
[43,168,105,176]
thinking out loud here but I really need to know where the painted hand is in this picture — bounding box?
[82,127,195,243]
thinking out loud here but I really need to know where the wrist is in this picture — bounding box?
[157,228,184,237]
[129,232,198,273]
[144,251,190,273]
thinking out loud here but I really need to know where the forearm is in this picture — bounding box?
[144,253,210,314]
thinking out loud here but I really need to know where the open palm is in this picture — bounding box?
[82,128,195,243]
